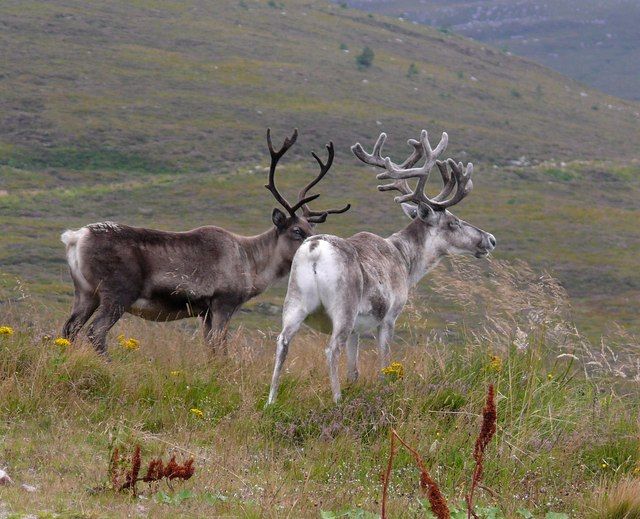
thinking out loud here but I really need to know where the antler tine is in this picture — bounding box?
[351,132,386,168]
[380,130,449,205]
[351,133,425,198]
[293,141,351,223]
[423,159,473,210]
[377,137,424,196]
[294,142,335,212]
[265,127,299,216]
[431,159,455,201]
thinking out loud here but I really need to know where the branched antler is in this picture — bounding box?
[297,142,351,223]
[351,132,423,198]
[265,128,350,222]
[352,130,473,211]
[265,128,317,216]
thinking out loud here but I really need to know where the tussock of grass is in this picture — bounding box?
[590,479,640,519]
[0,259,638,517]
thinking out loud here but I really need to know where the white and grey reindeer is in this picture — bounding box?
[267,129,496,404]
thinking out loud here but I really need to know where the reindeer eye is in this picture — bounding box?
[292,227,305,239]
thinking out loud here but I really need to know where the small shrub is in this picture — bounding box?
[356,46,374,70]
[510,88,522,98]
[407,63,419,78]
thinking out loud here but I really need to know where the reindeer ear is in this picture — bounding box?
[272,208,287,229]
[417,203,438,225]
[401,203,418,220]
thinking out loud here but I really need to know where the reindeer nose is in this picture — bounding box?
[488,234,496,248]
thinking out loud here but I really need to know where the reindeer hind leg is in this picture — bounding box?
[62,290,99,341]
[266,303,310,406]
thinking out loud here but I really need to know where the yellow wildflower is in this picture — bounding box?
[0,326,14,336]
[170,370,182,377]
[547,373,554,381]
[54,337,71,347]
[190,408,204,419]
[488,355,503,373]
[118,335,140,350]
[381,361,404,379]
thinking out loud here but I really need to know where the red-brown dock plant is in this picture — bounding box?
[108,444,194,496]
[380,384,498,519]
[381,428,450,519]
[466,384,497,519]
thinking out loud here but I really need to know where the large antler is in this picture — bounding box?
[351,132,423,198]
[265,128,350,222]
[297,142,351,223]
[265,128,320,217]
[352,130,473,211]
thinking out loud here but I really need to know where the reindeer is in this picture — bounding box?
[267,129,496,404]
[60,129,350,354]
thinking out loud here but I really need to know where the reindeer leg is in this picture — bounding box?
[62,289,99,341]
[346,332,360,384]
[325,324,354,404]
[376,320,395,372]
[266,305,308,406]
[325,304,358,403]
[87,303,127,355]
[205,301,239,353]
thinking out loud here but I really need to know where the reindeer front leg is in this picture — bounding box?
[376,320,395,372]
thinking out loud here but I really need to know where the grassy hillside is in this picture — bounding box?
[0,0,639,336]
[1,0,639,172]
[343,0,640,101]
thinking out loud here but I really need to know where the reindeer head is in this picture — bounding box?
[265,128,351,260]
[352,130,495,259]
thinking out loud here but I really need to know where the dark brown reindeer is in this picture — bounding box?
[61,129,350,354]
[267,129,496,404]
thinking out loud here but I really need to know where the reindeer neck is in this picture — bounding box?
[388,219,443,287]
[239,227,287,296]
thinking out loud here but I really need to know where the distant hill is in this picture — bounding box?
[1,0,639,173]
[344,0,640,101]
[1,0,639,335]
